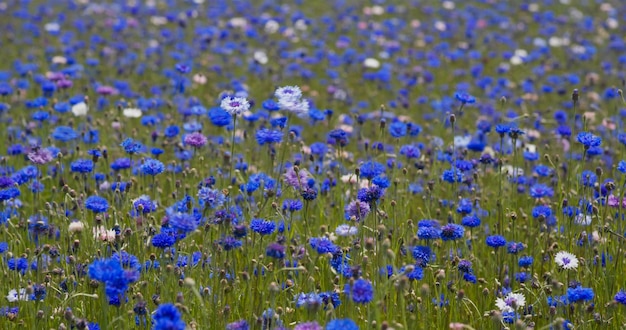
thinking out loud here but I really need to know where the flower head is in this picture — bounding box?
[220,96,250,116]
[495,292,526,312]
[555,251,579,270]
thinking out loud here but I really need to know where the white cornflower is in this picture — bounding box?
[6,289,28,302]
[220,96,250,116]
[335,224,358,237]
[68,221,85,233]
[278,98,309,117]
[71,102,88,116]
[274,86,302,101]
[122,108,142,118]
[495,292,526,313]
[554,251,579,270]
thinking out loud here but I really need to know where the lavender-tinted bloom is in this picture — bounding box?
[183,132,207,148]
[284,167,309,189]
[27,148,54,165]
[344,200,370,221]
[345,278,373,304]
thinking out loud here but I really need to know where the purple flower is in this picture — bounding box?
[344,200,370,221]
[27,148,54,165]
[183,132,207,148]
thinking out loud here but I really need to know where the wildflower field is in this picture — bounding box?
[1,0,626,329]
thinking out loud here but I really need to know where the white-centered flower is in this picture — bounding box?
[220,96,250,116]
[71,102,88,116]
[275,86,302,102]
[335,224,358,237]
[122,108,142,118]
[495,292,526,313]
[6,289,28,302]
[68,221,85,233]
[555,251,579,270]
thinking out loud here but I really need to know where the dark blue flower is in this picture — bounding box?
[440,224,464,241]
[345,278,373,304]
[70,159,94,173]
[455,92,476,104]
[485,235,507,248]
[576,132,601,148]
[120,138,143,154]
[567,286,594,303]
[152,303,186,330]
[310,237,339,254]
[255,128,283,145]
[85,196,109,213]
[140,158,164,176]
[359,161,385,179]
[152,233,176,248]
[250,219,276,236]
[326,319,358,330]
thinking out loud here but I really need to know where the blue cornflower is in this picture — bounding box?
[70,159,94,173]
[399,145,421,159]
[417,226,441,240]
[455,92,476,104]
[508,128,524,139]
[579,170,597,187]
[441,168,463,183]
[518,256,534,268]
[133,195,157,214]
[456,199,472,214]
[111,158,132,171]
[52,126,79,142]
[440,224,464,241]
[529,184,554,198]
[576,132,602,149]
[359,161,385,179]
[219,236,243,251]
[197,187,225,209]
[326,319,358,330]
[250,219,276,236]
[264,242,285,260]
[372,176,390,188]
[0,187,20,201]
[486,235,507,248]
[120,138,143,154]
[168,213,197,233]
[345,278,373,304]
[495,123,511,136]
[402,265,424,281]
[614,291,626,305]
[310,237,339,254]
[617,160,626,174]
[567,286,594,303]
[461,215,481,228]
[255,128,283,145]
[152,303,186,330]
[140,158,164,176]
[282,199,303,212]
[506,242,524,254]
[389,121,407,138]
[85,196,109,213]
[412,246,433,266]
[152,233,176,248]
[357,186,383,203]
